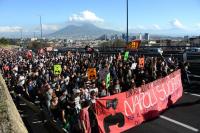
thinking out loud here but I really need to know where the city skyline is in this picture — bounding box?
[1,0,200,37]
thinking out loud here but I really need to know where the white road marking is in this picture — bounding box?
[160,115,199,132]
[32,120,42,124]
[190,93,200,97]
[188,74,200,78]
[184,92,200,97]
[19,103,26,106]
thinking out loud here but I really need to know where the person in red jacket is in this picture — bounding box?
[80,100,91,133]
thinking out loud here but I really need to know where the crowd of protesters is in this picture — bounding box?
[0,47,186,133]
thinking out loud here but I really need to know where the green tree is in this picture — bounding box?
[98,41,112,47]
[0,38,9,45]
[98,39,126,47]
[27,41,51,50]
[112,39,126,47]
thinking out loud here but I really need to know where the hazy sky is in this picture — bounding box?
[1,0,200,36]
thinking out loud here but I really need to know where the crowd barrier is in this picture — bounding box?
[95,69,183,133]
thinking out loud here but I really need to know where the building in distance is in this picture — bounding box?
[144,33,150,41]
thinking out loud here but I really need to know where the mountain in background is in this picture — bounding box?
[47,23,121,39]
[0,23,189,39]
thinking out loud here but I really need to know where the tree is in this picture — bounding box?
[98,41,112,47]
[27,41,52,50]
[112,39,126,47]
[98,39,126,47]
[0,38,9,45]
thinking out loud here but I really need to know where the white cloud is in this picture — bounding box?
[196,23,200,29]
[170,19,185,29]
[69,10,104,23]
[137,25,146,30]
[130,25,146,30]
[152,24,161,30]
[34,24,60,31]
[131,24,162,31]
[0,26,22,32]
[42,24,60,31]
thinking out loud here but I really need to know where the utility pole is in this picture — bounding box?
[20,29,23,40]
[40,15,43,39]
[126,0,129,45]
[20,29,23,47]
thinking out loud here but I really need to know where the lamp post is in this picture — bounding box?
[20,29,23,40]
[40,15,43,39]
[20,29,23,47]
[126,0,129,45]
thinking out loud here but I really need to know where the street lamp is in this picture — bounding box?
[126,0,129,45]
[40,15,43,39]
[20,29,23,47]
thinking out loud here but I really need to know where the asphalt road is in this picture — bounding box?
[124,85,200,133]
[16,98,49,133]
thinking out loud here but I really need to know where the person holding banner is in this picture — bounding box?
[112,79,121,94]
[130,78,136,89]
[80,100,91,133]
[99,80,109,98]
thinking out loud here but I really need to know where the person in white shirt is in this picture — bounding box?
[17,75,26,87]
[73,89,82,113]
[89,82,98,95]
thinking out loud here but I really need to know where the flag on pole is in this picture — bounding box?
[127,40,141,50]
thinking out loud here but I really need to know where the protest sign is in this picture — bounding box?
[106,73,111,89]
[139,57,145,68]
[87,68,97,80]
[54,64,62,75]
[124,52,129,61]
[131,63,137,70]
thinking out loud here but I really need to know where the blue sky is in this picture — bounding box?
[1,0,200,36]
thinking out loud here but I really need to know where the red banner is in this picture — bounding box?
[26,50,32,59]
[95,70,183,133]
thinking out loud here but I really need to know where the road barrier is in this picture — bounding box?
[0,74,28,133]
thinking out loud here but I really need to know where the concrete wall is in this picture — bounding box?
[0,74,28,133]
